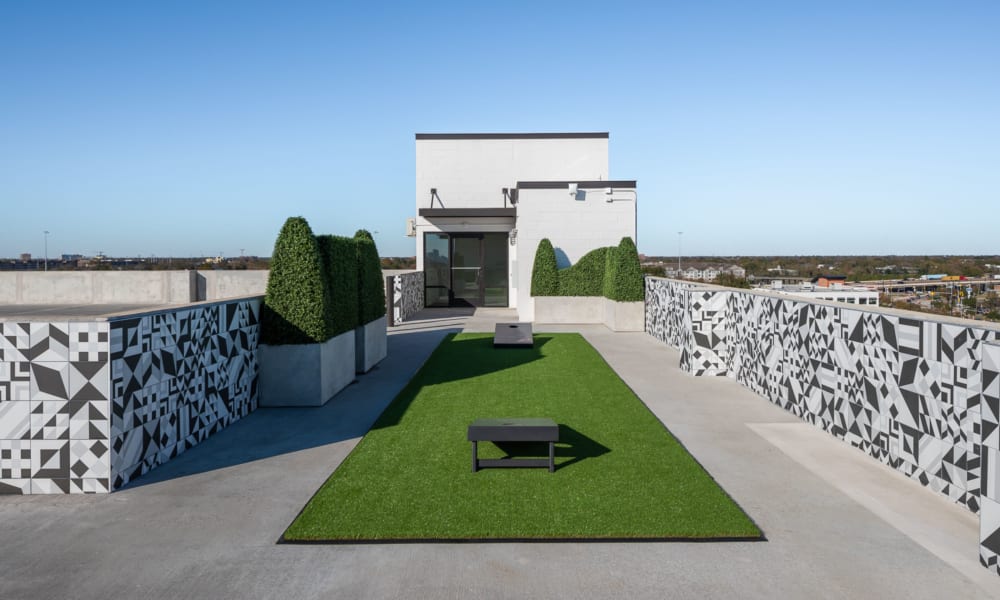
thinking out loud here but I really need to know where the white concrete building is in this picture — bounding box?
[762,283,880,306]
[414,133,636,321]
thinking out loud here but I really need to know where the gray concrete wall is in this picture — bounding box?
[0,270,269,304]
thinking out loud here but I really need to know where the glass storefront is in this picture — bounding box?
[423,232,508,307]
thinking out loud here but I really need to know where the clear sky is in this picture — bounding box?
[2,1,997,259]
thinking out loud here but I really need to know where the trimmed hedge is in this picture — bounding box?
[558,247,608,296]
[262,217,332,345]
[530,238,560,296]
[355,231,386,324]
[606,236,644,301]
[317,234,359,336]
[530,237,645,301]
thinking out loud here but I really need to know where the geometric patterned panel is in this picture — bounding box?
[645,278,1000,577]
[392,271,424,324]
[108,298,260,489]
[0,320,111,495]
[982,343,1000,575]
[0,298,261,495]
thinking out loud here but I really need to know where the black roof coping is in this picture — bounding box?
[415,132,609,140]
[418,208,516,218]
[516,180,636,189]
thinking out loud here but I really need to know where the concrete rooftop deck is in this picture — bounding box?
[1,307,996,599]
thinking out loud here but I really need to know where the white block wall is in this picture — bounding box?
[515,186,636,321]
[414,135,609,274]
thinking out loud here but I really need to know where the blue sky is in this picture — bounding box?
[2,1,997,258]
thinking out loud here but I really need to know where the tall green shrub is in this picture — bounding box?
[355,231,386,324]
[605,236,644,301]
[317,234,359,336]
[602,245,618,298]
[530,238,559,296]
[558,247,608,296]
[262,217,331,345]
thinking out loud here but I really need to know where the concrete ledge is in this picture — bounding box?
[259,330,355,407]
[534,296,604,324]
[0,270,269,305]
[534,296,643,331]
[355,315,387,373]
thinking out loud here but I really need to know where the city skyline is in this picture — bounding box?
[2,2,998,259]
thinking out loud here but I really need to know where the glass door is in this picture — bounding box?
[451,235,483,306]
[423,232,509,307]
[424,233,450,307]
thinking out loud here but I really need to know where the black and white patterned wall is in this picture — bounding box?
[0,298,260,494]
[392,271,424,324]
[110,299,260,489]
[645,277,1000,577]
[1,321,111,494]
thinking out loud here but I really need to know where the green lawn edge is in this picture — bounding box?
[282,333,762,542]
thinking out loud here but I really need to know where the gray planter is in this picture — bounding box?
[258,329,355,407]
[355,315,387,373]
[533,296,644,331]
[603,298,645,331]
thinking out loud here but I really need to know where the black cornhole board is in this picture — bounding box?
[467,418,559,472]
[494,322,533,348]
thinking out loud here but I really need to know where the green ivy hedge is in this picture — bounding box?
[262,217,332,345]
[606,237,644,301]
[558,247,609,296]
[530,238,560,296]
[317,234,359,336]
[530,236,645,301]
[355,230,386,324]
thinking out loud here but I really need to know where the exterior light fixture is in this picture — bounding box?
[568,183,578,196]
[509,228,518,245]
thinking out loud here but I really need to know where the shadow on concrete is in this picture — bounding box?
[492,425,611,471]
[118,326,460,490]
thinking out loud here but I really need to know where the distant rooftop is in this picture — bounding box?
[415,132,609,140]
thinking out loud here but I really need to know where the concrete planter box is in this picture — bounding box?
[533,296,644,332]
[603,299,645,332]
[355,315,387,373]
[534,296,605,324]
[258,330,355,407]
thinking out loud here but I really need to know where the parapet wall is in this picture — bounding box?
[0,297,261,494]
[644,277,1000,576]
[0,270,269,305]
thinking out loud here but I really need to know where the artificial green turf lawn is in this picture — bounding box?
[283,333,761,541]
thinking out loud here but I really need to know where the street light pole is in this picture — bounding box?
[677,231,683,275]
[43,230,49,272]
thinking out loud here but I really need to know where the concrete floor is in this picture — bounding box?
[1,308,997,599]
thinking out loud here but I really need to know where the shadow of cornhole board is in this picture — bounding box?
[494,322,533,348]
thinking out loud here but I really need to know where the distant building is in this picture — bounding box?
[764,282,879,306]
[20,253,31,261]
[683,267,703,280]
[724,265,746,278]
[767,265,798,276]
[61,254,83,261]
[701,267,720,281]
[813,275,848,288]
